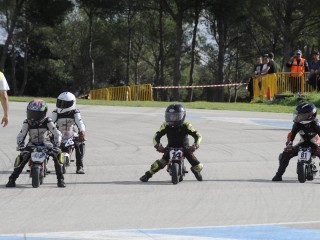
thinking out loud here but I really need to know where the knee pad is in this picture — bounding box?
[57,153,64,165]
[191,163,203,173]
[150,159,167,174]
[14,155,22,168]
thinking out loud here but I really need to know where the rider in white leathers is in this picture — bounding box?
[6,99,65,187]
[51,92,86,174]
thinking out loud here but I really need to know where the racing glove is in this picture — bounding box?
[188,144,199,152]
[316,147,320,157]
[154,143,165,153]
[52,146,61,155]
[16,144,24,151]
[285,141,293,152]
[78,131,85,142]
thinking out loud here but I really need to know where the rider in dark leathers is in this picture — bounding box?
[272,102,320,181]
[6,100,65,187]
[140,103,203,182]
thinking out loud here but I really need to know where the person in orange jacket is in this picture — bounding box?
[286,49,309,92]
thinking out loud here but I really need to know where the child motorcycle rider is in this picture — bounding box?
[140,103,203,182]
[51,92,86,174]
[272,102,320,181]
[6,99,65,188]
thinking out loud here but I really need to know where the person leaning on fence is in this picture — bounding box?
[261,52,277,75]
[286,49,309,93]
[307,51,320,91]
[247,56,264,100]
[260,55,270,75]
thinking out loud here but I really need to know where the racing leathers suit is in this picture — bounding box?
[273,120,320,180]
[8,117,63,182]
[51,109,86,170]
[145,121,203,177]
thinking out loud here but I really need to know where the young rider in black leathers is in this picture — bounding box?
[6,100,65,187]
[272,102,320,181]
[140,103,203,182]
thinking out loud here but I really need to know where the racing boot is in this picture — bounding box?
[140,159,167,182]
[272,152,290,182]
[271,174,282,181]
[191,163,203,181]
[57,179,66,188]
[140,171,152,182]
[311,162,318,172]
[76,166,85,174]
[6,178,16,188]
[75,143,85,174]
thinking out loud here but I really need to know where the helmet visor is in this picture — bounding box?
[293,111,311,123]
[56,99,74,109]
[165,112,184,123]
[27,110,45,122]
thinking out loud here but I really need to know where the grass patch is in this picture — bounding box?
[11,92,320,113]
[9,96,301,113]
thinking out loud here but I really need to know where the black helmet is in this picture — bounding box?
[27,99,48,126]
[165,103,186,127]
[293,102,317,124]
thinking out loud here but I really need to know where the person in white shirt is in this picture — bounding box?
[0,71,9,127]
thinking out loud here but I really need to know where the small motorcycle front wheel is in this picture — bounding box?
[297,162,307,183]
[31,167,41,188]
[171,163,179,185]
[307,164,314,181]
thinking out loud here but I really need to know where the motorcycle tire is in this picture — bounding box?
[31,166,41,188]
[65,155,70,167]
[179,161,185,182]
[297,162,307,183]
[40,168,44,185]
[171,162,179,185]
[307,164,314,181]
[62,162,67,174]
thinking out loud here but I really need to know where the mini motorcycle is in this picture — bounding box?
[296,147,317,183]
[166,147,188,184]
[26,145,51,188]
[60,130,76,174]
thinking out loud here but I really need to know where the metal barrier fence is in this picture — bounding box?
[253,72,313,100]
[89,84,153,101]
[89,74,314,101]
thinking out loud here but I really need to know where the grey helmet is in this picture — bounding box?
[165,103,186,127]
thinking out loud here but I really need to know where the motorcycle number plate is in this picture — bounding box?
[169,149,183,160]
[298,150,311,162]
[31,152,46,162]
[64,138,74,147]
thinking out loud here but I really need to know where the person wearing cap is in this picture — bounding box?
[287,49,309,76]
[261,52,277,75]
[307,51,320,91]
[286,50,309,92]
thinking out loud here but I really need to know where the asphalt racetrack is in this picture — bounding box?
[1,102,320,240]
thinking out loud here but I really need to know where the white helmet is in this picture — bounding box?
[56,92,76,113]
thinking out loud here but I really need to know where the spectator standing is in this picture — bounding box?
[286,49,309,93]
[247,56,264,100]
[260,55,270,75]
[0,71,9,127]
[307,51,320,91]
[261,52,277,75]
